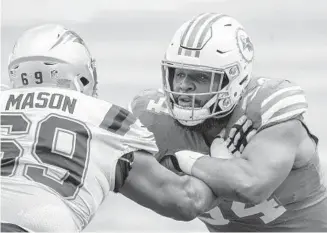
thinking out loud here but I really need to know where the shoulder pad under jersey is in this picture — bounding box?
[241,77,308,130]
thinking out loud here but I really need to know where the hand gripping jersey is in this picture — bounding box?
[130,77,327,231]
[0,87,158,232]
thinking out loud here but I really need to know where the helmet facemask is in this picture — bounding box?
[161,14,254,126]
[162,61,237,126]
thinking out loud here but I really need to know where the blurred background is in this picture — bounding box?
[1,0,327,231]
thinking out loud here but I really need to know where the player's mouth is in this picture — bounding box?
[178,96,195,107]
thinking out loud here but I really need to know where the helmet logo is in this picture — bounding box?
[228,65,240,78]
[220,97,232,110]
[51,30,86,50]
[236,28,254,63]
[51,70,59,79]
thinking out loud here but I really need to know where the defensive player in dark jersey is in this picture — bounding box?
[129,13,327,231]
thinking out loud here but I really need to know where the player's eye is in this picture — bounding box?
[175,72,186,80]
[199,76,209,82]
[195,73,210,83]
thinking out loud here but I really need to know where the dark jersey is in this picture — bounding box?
[130,77,327,231]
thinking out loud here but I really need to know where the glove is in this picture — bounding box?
[211,116,257,158]
[174,150,208,175]
[210,136,233,159]
[226,116,257,155]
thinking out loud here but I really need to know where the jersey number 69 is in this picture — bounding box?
[0,112,91,200]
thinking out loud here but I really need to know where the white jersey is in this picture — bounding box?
[0,87,158,231]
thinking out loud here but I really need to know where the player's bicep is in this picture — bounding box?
[241,120,303,197]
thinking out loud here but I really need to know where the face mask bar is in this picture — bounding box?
[161,60,233,122]
[90,58,98,97]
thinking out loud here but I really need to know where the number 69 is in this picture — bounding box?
[21,72,43,85]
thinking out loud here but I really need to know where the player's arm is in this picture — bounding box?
[119,150,217,221]
[178,120,305,204]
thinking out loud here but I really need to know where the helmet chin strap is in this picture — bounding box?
[172,105,210,126]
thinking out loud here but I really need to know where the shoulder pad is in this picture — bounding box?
[128,88,169,118]
[243,77,308,130]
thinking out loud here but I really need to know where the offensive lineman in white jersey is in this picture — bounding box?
[0,24,217,232]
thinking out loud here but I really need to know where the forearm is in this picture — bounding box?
[158,153,218,215]
[191,156,258,203]
[120,170,188,220]
[120,151,216,221]
[181,175,219,214]
[158,173,217,220]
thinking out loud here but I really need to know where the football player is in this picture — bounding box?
[0,24,217,232]
[129,13,327,231]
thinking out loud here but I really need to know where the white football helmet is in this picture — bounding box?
[8,24,98,97]
[162,13,254,126]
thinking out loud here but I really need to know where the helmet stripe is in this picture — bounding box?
[184,47,193,56]
[178,13,211,56]
[180,13,211,47]
[190,14,223,48]
[194,14,227,57]
[180,16,199,46]
[177,46,183,55]
[179,13,227,58]
[195,14,226,49]
[184,13,215,48]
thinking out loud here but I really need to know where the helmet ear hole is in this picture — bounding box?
[80,77,89,86]
[221,73,229,89]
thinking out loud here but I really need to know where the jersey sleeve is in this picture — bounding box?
[246,78,308,130]
[123,118,159,155]
[99,103,158,156]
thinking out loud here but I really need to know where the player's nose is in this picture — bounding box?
[179,76,195,92]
